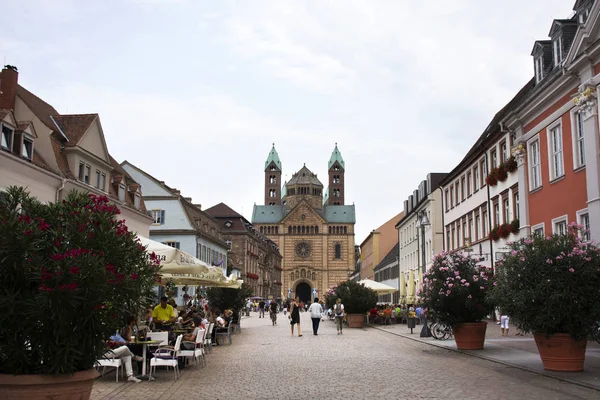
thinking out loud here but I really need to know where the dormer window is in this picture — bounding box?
[21,138,33,160]
[1,126,13,150]
[134,193,141,209]
[553,36,563,66]
[535,56,544,83]
[579,7,590,24]
[118,184,126,202]
[78,162,91,184]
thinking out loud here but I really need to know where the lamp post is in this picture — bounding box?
[416,210,430,274]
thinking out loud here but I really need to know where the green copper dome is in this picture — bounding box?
[328,143,345,170]
[265,143,282,171]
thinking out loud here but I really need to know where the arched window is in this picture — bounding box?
[288,226,292,234]
[315,226,319,234]
[301,269,306,278]
[295,271,299,280]
[335,226,340,234]
[260,226,263,233]
[290,272,294,282]
[267,226,271,234]
[334,244,341,259]
[311,272,316,281]
[310,226,314,234]
[275,226,279,234]
[293,226,297,234]
[343,226,347,234]
[328,226,332,234]
[301,226,305,234]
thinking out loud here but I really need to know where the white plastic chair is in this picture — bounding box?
[96,357,124,382]
[179,329,205,368]
[204,323,214,353]
[149,334,182,381]
[146,331,168,345]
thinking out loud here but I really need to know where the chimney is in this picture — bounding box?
[0,65,19,110]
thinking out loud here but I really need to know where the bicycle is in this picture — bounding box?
[430,322,453,340]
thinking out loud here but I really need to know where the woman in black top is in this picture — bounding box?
[289,298,302,337]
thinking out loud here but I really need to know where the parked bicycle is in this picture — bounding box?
[429,322,453,340]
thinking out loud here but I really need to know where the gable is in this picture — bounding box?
[0,110,17,127]
[121,162,177,197]
[281,200,326,225]
[78,118,110,163]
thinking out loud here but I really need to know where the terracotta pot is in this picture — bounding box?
[0,369,98,400]
[347,313,365,328]
[533,333,587,372]
[452,322,487,350]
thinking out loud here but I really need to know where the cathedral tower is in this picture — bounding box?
[264,144,282,205]
[327,143,345,205]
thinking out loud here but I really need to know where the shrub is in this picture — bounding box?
[504,156,518,173]
[485,170,498,186]
[0,187,160,375]
[490,224,600,340]
[206,283,252,317]
[510,219,520,234]
[496,166,508,182]
[334,280,377,314]
[420,251,493,326]
[489,226,499,241]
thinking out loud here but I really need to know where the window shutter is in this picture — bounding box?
[160,210,165,225]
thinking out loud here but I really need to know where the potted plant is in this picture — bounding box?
[496,165,508,182]
[504,156,518,173]
[490,225,600,371]
[420,251,493,349]
[485,169,498,186]
[489,226,499,241]
[334,280,377,328]
[0,187,160,399]
[510,219,520,234]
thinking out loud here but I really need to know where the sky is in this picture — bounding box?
[2,0,575,242]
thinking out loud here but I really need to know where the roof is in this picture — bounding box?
[287,165,323,187]
[0,109,9,120]
[328,143,345,170]
[51,114,97,146]
[16,85,59,130]
[549,19,578,36]
[323,186,329,204]
[324,205,355,223]
[252,205,286,224]
[205,202,244,219]
[264,144,282,170]
[374,242,399,272]
[281,181,287,197]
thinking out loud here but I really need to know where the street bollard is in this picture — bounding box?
[407,317,416,334]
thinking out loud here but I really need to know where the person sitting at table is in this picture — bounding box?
[152,296,176,330]
[211,311,227,346]
[121,315,153,372]
[223,309,233,324]
[105,334,143,382]
[181,316,203,350]
[369,307,378,323]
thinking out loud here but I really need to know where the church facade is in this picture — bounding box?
[252,144,356,304]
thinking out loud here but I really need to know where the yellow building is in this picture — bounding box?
[252,144,356,303]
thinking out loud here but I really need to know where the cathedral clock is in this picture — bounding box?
[295,241,312,258]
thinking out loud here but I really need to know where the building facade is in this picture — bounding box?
[205,202,283,299]
[0,66,152,236]
[359,211,403,280]
[251,144,356,304]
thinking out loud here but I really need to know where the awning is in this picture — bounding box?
[139,236,243,288]
[406,269,416,304]
[399,272,407,303]
[357,279,396,295]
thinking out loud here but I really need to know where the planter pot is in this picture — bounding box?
[347,313,365,328]
[452,322,487,350]
[0,369,98,400]
[533,333,587,372]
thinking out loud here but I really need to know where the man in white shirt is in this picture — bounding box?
[308,297,323,335]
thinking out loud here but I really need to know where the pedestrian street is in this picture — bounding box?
[91,311,599,400]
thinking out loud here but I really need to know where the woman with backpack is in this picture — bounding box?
[334,298,344,335]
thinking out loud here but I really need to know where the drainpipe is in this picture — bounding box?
[440,186,446,250]
[55,178,67,203]
[484,150,494,273]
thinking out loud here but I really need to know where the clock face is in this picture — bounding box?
[295,242,311,258]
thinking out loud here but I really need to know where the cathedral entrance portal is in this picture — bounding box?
[295,282,312,304]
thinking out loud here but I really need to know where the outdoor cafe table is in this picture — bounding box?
[133,339,162,378]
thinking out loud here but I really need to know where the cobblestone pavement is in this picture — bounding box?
[91,312,599,400]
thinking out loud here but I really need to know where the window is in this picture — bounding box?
[333,189,340,197]
[579,212,590,242]
[503,198,510,223]
[553,36,563,66]
[455,182,460,205]
[513,192,519,220]
[482,209,488,236]
[469,216,474,241]
[529,139,541,189]
[461,176,466,200]
[490,149,498,168]
[1,126,12,150]
[494,202,500,226]
[163,241,180,249]
[333,175,340,184]
[134,193,141,209]
[22,138,33,160]
[95,170,101,189]
[535,56,544,83]
[474,165,479,191]
[466,172,472,196]
[78,162,91,184]
[579,7,590,24]
[334,244,341,259]
[445,189,449,211]
[449,185,454,208]
[446,228,451,250]
[462,220,467,246]
[474,214,480,241]
[549,125,564,180]
[553,217,567,235]
[118,184,126,202]
[532,224,544,237]
[152,210,165,225]
[100,173,106,192]
[480,159,487,187]
[574,111,585,168]
[500,141,507,162]
[269,189,276,198]
[269,175,276,184]
[457,223,461,247]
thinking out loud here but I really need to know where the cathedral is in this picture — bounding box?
[251,144,356,304]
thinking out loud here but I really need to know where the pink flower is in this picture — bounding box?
[130,273,139,281]
[69,266,81,275]
[465,282,470,287]
[546,259,553,264]
[568,268,575,273]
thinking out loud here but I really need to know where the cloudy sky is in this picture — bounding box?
[3,0,573,242]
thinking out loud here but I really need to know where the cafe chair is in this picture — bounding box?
[149,334,183,381]
[179,329,205,368]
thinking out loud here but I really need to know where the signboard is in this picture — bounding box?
[267,295,273,300]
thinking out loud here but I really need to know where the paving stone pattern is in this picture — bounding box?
[92,312,599,400]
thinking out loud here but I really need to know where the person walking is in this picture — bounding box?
[308,297,323,335]
[500,309,510,336]
[258,300,266,318]
[269,300,278,326]
[334,298,344,335]
[289,298,302,337]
